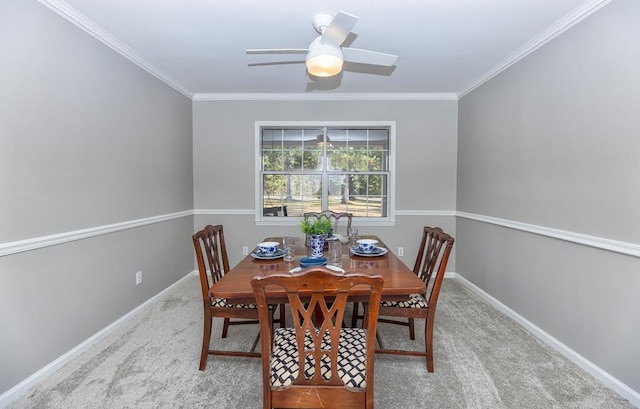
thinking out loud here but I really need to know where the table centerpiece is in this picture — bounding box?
[300,214,333,258]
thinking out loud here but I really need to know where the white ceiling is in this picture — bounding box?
[41,0,611,98]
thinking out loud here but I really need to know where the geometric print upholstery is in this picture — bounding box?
[211,298,275,311]
[379,293,428,309]
[270,327,367,388]
[211,298,259,309]
[373,227,454,374]
[193,224,269,371]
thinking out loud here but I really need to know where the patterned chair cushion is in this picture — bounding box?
[270,327,367,388]
[380,293,428,309]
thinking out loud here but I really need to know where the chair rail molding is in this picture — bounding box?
[457,211,640,259]
[194,209,456,217]
[0,210,193,257]
[9,209,634,258]
[194,208,255,215]
[194,208,456,227]
[395,210,456,217]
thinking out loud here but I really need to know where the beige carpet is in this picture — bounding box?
[7,276,634,408]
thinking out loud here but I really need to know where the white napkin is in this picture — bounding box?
[289,265,345,274]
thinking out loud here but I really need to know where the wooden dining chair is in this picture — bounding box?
[375,226,454,372]
[192,224,284,370]
[303,210,353,237]
[251,267,384,409]
[263,205,288,217]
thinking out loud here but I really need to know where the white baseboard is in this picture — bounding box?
[451,273,640,408]
[0,271,196,409]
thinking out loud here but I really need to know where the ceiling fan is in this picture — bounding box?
[246,11,398,78]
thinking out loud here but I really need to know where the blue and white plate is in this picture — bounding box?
[349,247,388,257]
[299,256,327,268]
[251,249,286,260]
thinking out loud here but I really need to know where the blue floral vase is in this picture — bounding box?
[308,234,327,258]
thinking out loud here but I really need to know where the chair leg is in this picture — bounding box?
[425,317,435,373]
[361,303,368,329]
[279,303,286,327]
[375,328,384,349]
[351,302,360,328]
[221,317,230,338]
[200,315,212,371]
[408,317,416,340]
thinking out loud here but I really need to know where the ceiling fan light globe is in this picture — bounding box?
[305,40,344,77]
[306,54,343,77]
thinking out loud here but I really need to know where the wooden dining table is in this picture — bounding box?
[209,235,425,304]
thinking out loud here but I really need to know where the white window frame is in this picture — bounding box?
[255,121,396,227]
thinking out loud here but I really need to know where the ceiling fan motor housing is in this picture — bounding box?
[247,11,397,78]
[312,13,334,34]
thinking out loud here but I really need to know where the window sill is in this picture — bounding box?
[255,218,396,227]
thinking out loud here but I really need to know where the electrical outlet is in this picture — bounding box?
[135,271,142,285]
[398,247,404,257]
[242,246,249,256]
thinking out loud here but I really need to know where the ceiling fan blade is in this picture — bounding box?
[342,48,398,66]
[246,48,308,55]
[249,60,305,67]
[321,11,358,47]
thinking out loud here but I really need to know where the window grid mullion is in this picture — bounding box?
[260,124,391,219]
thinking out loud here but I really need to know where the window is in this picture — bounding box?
[256,122,395,224]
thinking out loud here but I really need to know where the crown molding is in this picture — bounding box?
[192,93,458,101]
[456,0,614,97]
[39,0,614,101]
[38,0,193,98]
[36,1,452,102]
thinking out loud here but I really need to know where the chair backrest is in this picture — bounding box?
[303,210,353,236]
[192,225,230,304]
[413,226,455,309]
[263,205,288,217]
[251,267,383,408]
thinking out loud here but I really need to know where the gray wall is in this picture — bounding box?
[5,0,638,402]
[457,0,640,394]
[192,99,458,267]
[0,0,194,394]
